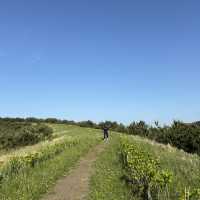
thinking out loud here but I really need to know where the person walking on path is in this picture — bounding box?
[103,125,109,140]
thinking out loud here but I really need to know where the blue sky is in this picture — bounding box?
[0,0,200,124]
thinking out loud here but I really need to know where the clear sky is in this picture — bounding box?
[0,0,200,124]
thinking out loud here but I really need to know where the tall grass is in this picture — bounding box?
[120,135,200,199]
[0,125,101,200]
[88,133,200,200]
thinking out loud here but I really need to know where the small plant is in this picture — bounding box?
[178,187,200,200]
[0,171,3,184]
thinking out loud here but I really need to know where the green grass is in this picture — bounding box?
[120,135,200,199]
[88,133,200,200]
[0,125,101,200]
[49,123,102,137]
[0,124,102,160]
[87,134,134,200]
[1,124,200,200]
[0,123,74,157]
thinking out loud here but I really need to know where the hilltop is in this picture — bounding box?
[0,122,199,200]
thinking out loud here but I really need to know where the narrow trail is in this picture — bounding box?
[42,142,106,200]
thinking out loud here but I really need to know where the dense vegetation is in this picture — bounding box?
[0,121,53,149]
[127,121,200,155]
[120,138,172,200]
[0,117,126,132]
[1,117,200,154]
[119,136,200,200]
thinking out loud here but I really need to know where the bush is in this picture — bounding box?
[0,122,53,149]
[35,123,53,139]
[127,121,149,137]
[120,138,172,200]
[127,121,200,155]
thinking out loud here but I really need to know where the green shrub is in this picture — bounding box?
[0,122,53,149]
[120,138,172,200]
[127,121,200,155]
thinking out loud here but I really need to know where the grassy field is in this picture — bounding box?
[0,124,102,200]
[128,135,200,199]
[87,134,134,200]
[0,124,101,161]
[87,133,200,200]
[0,124,199,200]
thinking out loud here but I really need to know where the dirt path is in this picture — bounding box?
[42,142,106,200]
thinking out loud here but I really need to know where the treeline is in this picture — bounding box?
[0,117,127,132]
[0,120,53,149]
[0,117,76,124]
[65,119,200,155]
[127,121,200,155]
[1,117,200,155]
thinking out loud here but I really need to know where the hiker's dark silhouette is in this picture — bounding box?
[103,126,109,140]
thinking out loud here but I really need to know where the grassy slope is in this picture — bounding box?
[1,124,199,199]
[88,134,134,200]
[0,124,72,157]
[88,133,200,200]
[0,124,102,200]
[0,124,102,161]
[130,135,200,199]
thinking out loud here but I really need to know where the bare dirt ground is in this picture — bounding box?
[42,142,106,200]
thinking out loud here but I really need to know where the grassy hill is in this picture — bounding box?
[0,123,199,200]
[88,133,200,200]
[0,124,102,200]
